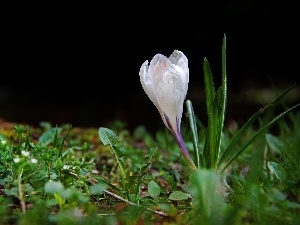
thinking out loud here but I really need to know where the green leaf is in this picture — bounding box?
[44,181,64,194]
[216,87,224,112]
[39,127,62,146]
[220,102,300,173]
[85,174,121,192]
[89,183,107,195]
[188,169,225,223]
[218,84,299,171]
[0,134,7,142]
[114,145,126,159]
[50,173,58,180]
[202,34,227,169]
[221,34,227,131]
[3,187,19,198]
[287,202,300,209]
[98,127,120,146]
[186,100,200,168]
[140,147,158,174]
[98,127,126,178]
[267,161,287,181]
[203,57,218,169]
[168,191,189,201]
[270,188,286,201]
[265,133,286,154]
[148,180,161,199]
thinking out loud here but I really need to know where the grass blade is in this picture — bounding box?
[186,100,200,168]
[203,57,218,169]
[220,102,300,173]
[216,34,227,163]
[218,83,296,167]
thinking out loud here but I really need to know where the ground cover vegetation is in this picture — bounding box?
[1,35,300,225]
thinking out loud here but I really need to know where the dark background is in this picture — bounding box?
[1,1,299,133]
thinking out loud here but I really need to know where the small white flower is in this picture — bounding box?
[13,157,21,163]
[31,158,38,164]
[1,140,6,145]
[63,165,69,170]
[139,50,189,137]
[21,150,30,157]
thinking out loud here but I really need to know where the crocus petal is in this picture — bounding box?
[139,59,160,109]
[169,50,189,96]
[169,50,189,78]
[153,64,186,133]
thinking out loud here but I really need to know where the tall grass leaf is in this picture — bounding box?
[216,87,225,159]
[218,84,297,168]
[221,35,227,125]
[140,147,158,174]
[203,57,218,169]
[217,34,227,162]
[202,35,227,169]
[220,103,300,173]
[86,173,121,192]
[186,100,200,168]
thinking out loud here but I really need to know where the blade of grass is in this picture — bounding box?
[220,102,300,173]
[217,83,296,167]
[203,57,218,169]
[216,34,227,164]
[103,189,167,216]
[202,35,227,169]
[186,100,200,168]
[85,172,122,192]
[59,125,72,158]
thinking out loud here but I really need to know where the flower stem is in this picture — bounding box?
[163,114,197,170]
[175,132,197,170]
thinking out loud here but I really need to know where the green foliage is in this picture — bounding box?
[267,161,287,182]
[188,169,226,224]
[1,34,300,224]
[98,127,126,179]
[186,34,300,175]
[168,191,189,201]
[200,34,227,170]
[148,180,161,199]
[1,105,300,224]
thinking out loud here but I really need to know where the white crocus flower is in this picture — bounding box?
[139,50,196,170]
